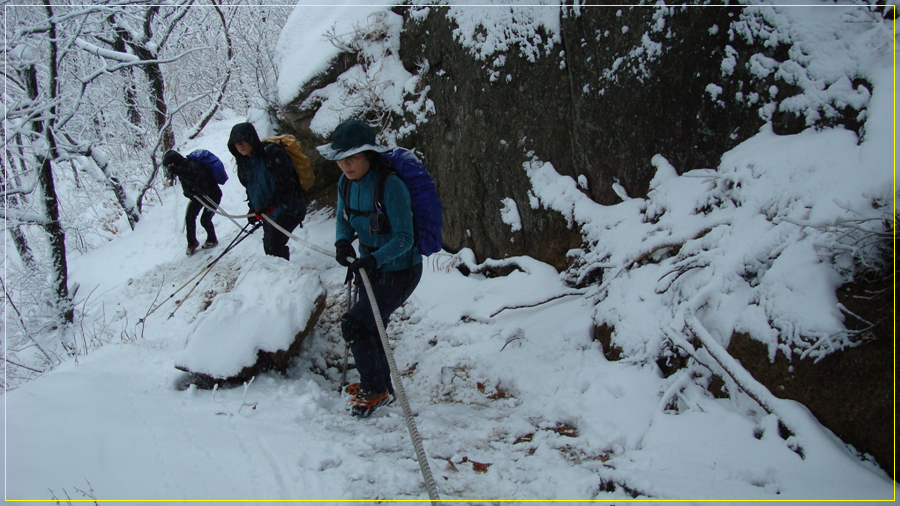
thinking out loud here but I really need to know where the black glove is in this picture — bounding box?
[247,208,259,225]
[336,240,356,267]
[350,255,377,275]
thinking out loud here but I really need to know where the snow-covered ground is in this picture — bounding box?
[5,2,897,503]
[4,114,896,502]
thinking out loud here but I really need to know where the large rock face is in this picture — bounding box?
[277,6,861,270]
[398,6,770,270]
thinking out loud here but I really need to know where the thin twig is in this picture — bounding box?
[490,291,584,318]
[2,275,56,364]
[3,356,44,374]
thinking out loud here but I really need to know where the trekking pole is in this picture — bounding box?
[166,223,261,320]
[355,266,442,505]
[260,213,334,257]
[339,280,358,389]
[138,223,258,324]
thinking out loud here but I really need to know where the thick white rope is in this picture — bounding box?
[194,197,333,257]
[201,200,442,504]
[194,195,244,231]
[356,268,442,505]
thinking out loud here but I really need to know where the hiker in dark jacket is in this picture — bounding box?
[318,120,423,417]
[163,150,221,255]
[227,122,306,260]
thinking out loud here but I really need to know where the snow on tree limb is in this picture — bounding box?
[73,37,140,62]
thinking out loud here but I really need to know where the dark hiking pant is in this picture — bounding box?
[262,211,301,260]
[341,263,423,395]
[185,191,221,247]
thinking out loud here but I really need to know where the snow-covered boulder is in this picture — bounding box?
[175,258,326,382]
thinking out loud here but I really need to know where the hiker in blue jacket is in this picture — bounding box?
[318,120,423,417]
[228,122,306,260]
[163,149,221,255]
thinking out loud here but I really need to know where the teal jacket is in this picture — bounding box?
[336,168,422,272]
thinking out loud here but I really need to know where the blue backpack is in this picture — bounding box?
[340,148,443,256]
[187,149,228,185]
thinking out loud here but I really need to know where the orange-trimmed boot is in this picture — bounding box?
[349,389,391,418]
[344,383,361,396]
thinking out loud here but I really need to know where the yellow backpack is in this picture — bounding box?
[263,134,315,191]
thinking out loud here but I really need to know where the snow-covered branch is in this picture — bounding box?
[73,37,140,62]
[3,208,51,226]
[76,46,210,86]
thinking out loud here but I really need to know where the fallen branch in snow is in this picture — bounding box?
[675,313,805,459]
[489,291,584,318]
[49,478,99,506]
[655,263,707,294]
[458,257,531,277]
[499,328,525,352]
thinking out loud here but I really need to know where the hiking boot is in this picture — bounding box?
[186,242,199,256]
[346,383,394,401]
[349,389,391,418]
[344,382,361,396]
[201,240,218,250]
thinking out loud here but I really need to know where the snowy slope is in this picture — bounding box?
[5,113,896,501]
[5,2,897,503]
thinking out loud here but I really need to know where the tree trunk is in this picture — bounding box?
[89,146,140,229]
[38,2,73,324]
[37,154,73,323]
[111,32,142,132]
[129,6,175,152]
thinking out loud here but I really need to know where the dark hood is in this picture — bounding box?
[162,149,185,167]
[227,122,263,158]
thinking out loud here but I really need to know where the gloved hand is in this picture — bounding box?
[350,255,377,275]
[254,206,275,220]
[335,240,356,267]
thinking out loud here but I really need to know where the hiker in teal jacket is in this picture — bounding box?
[319,120,423,418]
[228,122,306,260]
[335,163,422,272]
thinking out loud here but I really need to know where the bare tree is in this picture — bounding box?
[4,2,213,328]
[3,1,289,379]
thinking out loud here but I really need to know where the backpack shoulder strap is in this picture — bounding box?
[372,167,395,209]
[339,176,351,219]
[340,175,368,221]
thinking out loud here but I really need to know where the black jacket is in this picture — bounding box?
[171,157,221,201]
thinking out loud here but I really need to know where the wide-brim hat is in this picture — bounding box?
[317,120,391,161]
